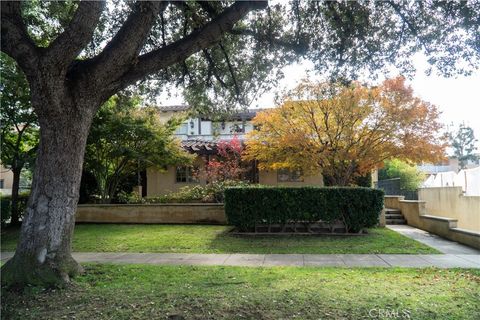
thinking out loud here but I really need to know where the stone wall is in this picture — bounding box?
[76,203,227,224]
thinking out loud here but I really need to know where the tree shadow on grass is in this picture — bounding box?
[205,227,381,254]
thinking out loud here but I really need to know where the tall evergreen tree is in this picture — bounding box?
[450,123,479,169]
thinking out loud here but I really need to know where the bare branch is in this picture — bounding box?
[46,1,105,71]
[115,1,267,91]
[1,1,39,76]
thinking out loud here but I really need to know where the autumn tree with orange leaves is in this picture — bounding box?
[244,77,446,186]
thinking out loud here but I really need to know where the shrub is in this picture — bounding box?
[116,191,146,204]
[143,180,252,204]
[224,186,384,233]
[379,159,425,191]
[144,185,208,204]
[1,196,12,226]
[0,192,30,226]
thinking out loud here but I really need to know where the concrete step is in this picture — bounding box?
[386,219,407,225]
[385,208,401,214]
[385,213,404,219]
[385,207,406,225]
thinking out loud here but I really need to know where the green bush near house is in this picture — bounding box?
[225,186,384,233]
[134,180,251,204]
[0,192,29,226]
[0,195,11,226]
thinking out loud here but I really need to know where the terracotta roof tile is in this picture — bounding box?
[157,105,190,112]
[180,139,245,155]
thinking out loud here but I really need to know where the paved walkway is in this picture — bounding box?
[387,224,480,255]
[2,225,478,268]
[1,251,479,268]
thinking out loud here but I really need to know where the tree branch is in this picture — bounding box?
[386,1,432,55]
[46,1,105,72]
[202,49,228,88]
[228,28,306,54]
[114,1,267,91]
[196,1,220,17]
[0,1,39,76]
[87,1,168,86]
[218,43,241,97]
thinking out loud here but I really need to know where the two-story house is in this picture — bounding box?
[146,105,324,196]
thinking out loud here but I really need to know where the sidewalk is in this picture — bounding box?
[1,251,479,268]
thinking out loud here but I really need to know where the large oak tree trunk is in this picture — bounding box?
[1,91,96,286]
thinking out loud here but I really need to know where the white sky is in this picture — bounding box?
[159,54,480,150]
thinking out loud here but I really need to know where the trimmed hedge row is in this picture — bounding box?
[224,186,384,233]
[0,193,29,226]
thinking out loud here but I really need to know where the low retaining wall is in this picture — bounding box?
[76,203,227,224]
[418,187,480,232]
[384,196,402,210]
[76,203,385,228]
[386,195,480,249]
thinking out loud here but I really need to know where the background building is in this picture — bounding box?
[0,164,14,195]
[146,106,324,196]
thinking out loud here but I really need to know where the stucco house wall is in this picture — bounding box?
[258,170,324,186]
[146,164,324,197]
[0,165,14,195]
[147,157,207,197]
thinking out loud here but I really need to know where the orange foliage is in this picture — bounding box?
[244,76,446,186]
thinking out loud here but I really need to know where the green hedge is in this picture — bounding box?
[1,193,30,226]
[224,186,384,233]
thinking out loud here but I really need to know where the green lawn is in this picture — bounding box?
[1,224,438,254]
[2,265,479,319]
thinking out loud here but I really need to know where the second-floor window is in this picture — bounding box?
[175,123,188,135]
[277,168,304,182]
[230,123,245,133]
[176,166,198,183]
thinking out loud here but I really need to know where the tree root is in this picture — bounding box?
[1,253,83,288]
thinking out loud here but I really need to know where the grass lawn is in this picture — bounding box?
[2,265,479,319]
[1,224,438,254]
